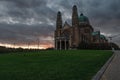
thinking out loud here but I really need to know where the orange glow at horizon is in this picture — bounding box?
[0,43,54,49]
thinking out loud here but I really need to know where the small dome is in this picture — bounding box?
[57,11,61,15]
[79,13,89,24]
[73,5,77,8]
[100,35,106,39]
[92,31,100,36]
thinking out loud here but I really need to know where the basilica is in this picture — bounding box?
[54,5,108,50]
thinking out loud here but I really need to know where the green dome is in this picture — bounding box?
[100,35,106,39]
[79,13,89,23]
[92,31,100,36]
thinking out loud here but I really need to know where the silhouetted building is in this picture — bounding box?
[54,5,109,50]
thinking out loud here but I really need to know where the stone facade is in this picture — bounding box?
[54,5,108,50]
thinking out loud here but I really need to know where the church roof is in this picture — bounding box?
[79,13,89,24]
[63,21,71,29]
[92,31,107,40]
[92,31,100,36]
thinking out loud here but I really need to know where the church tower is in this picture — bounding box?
[56,11,62,29]
[55,11,63,37]
[72,5,80,47]
[72,5,79,27]
[54,11,63,50]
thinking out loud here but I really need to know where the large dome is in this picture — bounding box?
[79,13,89,24]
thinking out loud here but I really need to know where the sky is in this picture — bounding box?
[0,0,120,49]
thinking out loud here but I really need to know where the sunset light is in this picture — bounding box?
[0,43,54,49]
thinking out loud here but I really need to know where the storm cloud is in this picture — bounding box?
[0,0,120,48]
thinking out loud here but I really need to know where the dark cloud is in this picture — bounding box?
[0,0,120,48]
[0,22,54,43]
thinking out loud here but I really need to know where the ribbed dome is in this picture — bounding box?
[79,13,89,24]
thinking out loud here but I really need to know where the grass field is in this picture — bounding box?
[0,50,112,80]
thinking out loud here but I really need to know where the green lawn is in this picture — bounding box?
[0,50,112,80]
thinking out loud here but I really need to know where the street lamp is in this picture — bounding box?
[108,33,120,53]
[108,37,114,53]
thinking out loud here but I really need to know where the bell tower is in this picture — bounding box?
[56,11,62,29]
[55,11,63,37]
[72,5,79,27]
[55,11,63,50]
[72,5,80,48]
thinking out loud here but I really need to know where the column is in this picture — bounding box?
[69,36,72,48]
[60,40,62,50]
[65,40,67,50]
[55,40,58,50]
